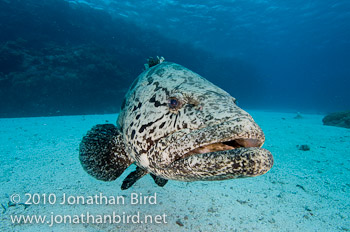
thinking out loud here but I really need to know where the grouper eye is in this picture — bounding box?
[168,97,181,110]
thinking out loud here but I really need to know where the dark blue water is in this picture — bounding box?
[92,0,350,113]
[0,0,349,117]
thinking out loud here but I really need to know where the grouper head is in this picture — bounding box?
[79,59,273,189]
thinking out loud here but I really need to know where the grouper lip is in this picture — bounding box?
[167,133,273,181]
[150,116,273,180]
[168,147,273,181]
[178,137,264,161]
[162,116,267,166]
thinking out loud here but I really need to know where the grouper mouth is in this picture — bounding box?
[182,138,264,159]
[156,117,274,181]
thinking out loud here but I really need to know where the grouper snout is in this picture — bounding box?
[149,113,273,181]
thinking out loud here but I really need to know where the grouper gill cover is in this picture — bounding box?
[79,59,273,189]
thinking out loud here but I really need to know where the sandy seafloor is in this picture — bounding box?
[0,111,349,232]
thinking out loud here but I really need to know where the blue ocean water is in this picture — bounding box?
[67,0,350,113]
[1,0,349,117]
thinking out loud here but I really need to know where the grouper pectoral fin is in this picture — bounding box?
[121,166,147,190]
[150,174,168,187]
[79,124,133,182]
[121,167,169,190]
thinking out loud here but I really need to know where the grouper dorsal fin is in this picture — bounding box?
[144,56,165,70]
[79,124,133,181]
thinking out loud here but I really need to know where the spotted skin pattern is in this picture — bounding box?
[115,62,273,181]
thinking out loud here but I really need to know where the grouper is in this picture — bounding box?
[79,57,273,190]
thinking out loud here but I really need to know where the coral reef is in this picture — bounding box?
[322,111,350,129]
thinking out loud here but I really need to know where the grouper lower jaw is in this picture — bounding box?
[157,147,273,181]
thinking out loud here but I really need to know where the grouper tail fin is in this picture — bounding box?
[79,124,133,182]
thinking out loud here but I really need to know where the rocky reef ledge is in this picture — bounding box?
[322,111,350,129]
